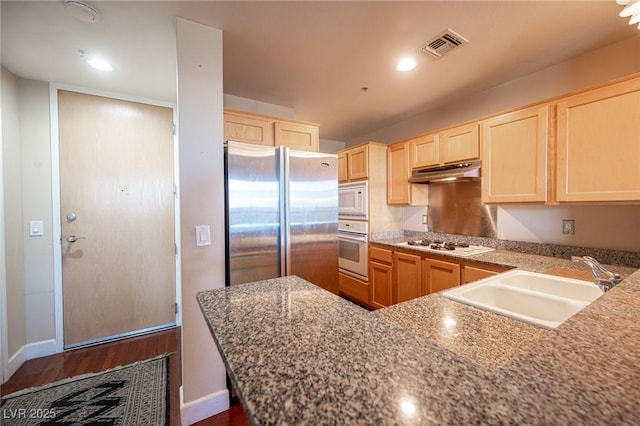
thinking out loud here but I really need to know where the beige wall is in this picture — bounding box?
[352,34,640,145]
[1,67,27,366]
[19,80,54,344]
[176,18,228,424]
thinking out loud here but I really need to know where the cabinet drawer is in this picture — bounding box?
[370,246,392,264]
[339,272,369,306]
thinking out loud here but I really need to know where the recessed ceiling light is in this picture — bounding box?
[86,57,114,72]
[79,50,114,71]
[396,58,417,72]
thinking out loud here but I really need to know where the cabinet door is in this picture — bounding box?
[275,121,319,152]
[410,133,439,169]
[387,142,410,205]
[393,252,422,303]
[440,122,479,164]
[347,145,369,180]
[482,106,549,203]
[424,258,461,294]
[557,77,640,202]
[224,112,274,146]
[369,261,393,309]
[337,153,348,182]
[461,266,498,284]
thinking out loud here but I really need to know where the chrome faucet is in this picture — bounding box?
[571,255,622,292]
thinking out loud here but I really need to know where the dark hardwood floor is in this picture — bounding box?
[0,328,249,426]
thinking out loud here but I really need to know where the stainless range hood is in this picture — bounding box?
[409,160,481,183]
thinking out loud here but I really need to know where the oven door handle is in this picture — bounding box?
[338,232,368,243]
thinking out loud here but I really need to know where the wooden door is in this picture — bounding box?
[58,90,176,347]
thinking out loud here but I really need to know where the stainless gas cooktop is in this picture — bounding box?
[395,240,495,258]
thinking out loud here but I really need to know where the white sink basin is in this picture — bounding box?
[442,270,603,330]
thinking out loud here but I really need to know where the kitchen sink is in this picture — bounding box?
[442,270,604,330]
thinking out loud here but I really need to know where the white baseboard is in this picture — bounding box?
[180,385,230,425]
[6,345,26,382]
[26,339,57,360]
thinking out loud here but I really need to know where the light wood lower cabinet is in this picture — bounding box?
[461,265,499,284]
[363,245,512,308]
[369,247,393,308]
[423,258,461,294]
[394,251,422,304]
[338,272,369,307]
[369,262,392,309]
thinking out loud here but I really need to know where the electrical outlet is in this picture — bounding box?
[562,219,575,235]
[422,214,427,225]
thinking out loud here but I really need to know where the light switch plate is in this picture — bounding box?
[29,220,44,237]
[195,225,211,247]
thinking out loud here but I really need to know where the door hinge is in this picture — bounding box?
[175,303,179,314]
[173,183,177,196]
[172,123,176,136]
[174,243,178,255]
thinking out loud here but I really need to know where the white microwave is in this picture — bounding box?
[338,181,368,219]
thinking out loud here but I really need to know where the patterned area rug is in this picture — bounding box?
[1,355,169,425]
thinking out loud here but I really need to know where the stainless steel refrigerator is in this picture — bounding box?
[224,141,339,293]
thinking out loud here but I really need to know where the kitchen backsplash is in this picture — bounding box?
[370,230,640,269]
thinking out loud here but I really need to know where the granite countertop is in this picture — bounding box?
[198,250,640,424]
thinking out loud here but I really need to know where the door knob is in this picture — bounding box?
[66,235,84,243]
[66,212,77,222]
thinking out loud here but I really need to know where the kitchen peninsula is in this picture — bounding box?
[197,251,640,425]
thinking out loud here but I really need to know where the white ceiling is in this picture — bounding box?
[2,1,638,142]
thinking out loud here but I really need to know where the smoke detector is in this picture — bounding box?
[421,29,469,59]
[64,0,100,23]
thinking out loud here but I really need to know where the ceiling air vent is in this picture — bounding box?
[421,29,469,59]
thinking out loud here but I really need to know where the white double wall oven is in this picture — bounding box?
[338,181,369,281]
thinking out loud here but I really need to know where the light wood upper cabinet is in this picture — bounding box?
[481,105,549,203]
[409,133,439,169]
[557,77,640,202]
[275,121,319,152]
[337,153,348,182]
[387,142,410,204]
[347,145,369,181]
[224,111,274,146]
[338,145,369,182]
[440,122,480,164]
[224,109,319,152]
[387,141,428,206]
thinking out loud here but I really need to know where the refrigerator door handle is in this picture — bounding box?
[280,147,290,277]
